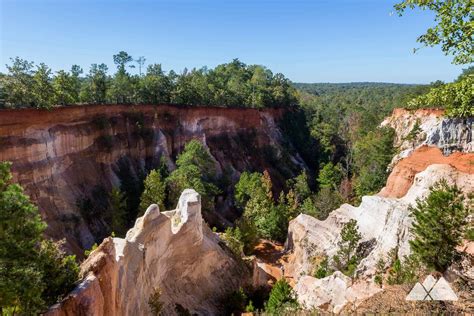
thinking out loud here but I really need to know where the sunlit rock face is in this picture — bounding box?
[381,108,472,165]
[284,108,474,313]
[47,189,250,316]
[0,104,309,255]
[285,164,473,313]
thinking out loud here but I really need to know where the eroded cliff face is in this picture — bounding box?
[0,104,308,255]
[47,189,250,316]
[283,109,474,313]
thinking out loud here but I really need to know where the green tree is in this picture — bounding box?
[407,75,473,117]
[1,57,35,108]
[109,188,127,237]
[265,279,298,314]
[409,180,471,271]
[333,219,362,277]
[287,171,311,203]
[31,63,55,109]
[140,169,166,214]
[0,161,78,314]
[37,240,79,305]
[317,162,343,190]
[238,171,289,242]
[138,64,172,103]
[52,70,78,105]
[353,127,395,198]
[80,63,109,104]
[113,51,133,72]
[395,0,473,64]
[166,140,219,211]
[234,171,263,209]
[0,162,46,314]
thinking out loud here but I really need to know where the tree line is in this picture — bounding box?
[0,54,298,109]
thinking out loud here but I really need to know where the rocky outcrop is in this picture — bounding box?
[379,108,473,198]
[381,108,472,165]
[47,189,250,316]
[284,109,474,313]
[285,164,473,313]
[379,146,474,198]
[0,104,309,255]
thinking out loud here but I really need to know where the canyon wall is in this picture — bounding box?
[47,189,251,316]
[284,108,474,313]
[0,104,309,255]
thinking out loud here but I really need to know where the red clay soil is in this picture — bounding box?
[0,103,286,135]
[389,107,445,118]
[253,240,285,282]
[380,146,474,198]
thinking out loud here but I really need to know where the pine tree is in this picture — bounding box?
[140,169,166,214]
[333,219,362,277]
[109,188,128,236]
[0,161,79,314]
[409,179,470,271]
[0,162,46,313]
[265,279,298,314]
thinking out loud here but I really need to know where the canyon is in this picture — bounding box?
[0,104,309,256]
[0,106,472,314]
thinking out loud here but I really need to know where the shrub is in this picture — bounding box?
[148,287,164,316]
[313,255,331,279]
[387,255,423,285]
[222,226,244,257]
[84,243,98,257]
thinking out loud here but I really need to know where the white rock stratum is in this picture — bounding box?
[285,164,473,313]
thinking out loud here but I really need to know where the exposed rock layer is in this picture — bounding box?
[284,109,474,313]
[0,104,308,255]
[47,189,250,316]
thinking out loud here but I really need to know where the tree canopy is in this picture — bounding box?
[0,162,79,314]
[395,0,473,65]
[1,56,297,109]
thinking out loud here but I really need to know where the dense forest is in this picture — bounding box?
[0,56,298,109]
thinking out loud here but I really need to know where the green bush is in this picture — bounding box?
[313,255,331,279]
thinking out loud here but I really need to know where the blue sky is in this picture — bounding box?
[0,0,465,83]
